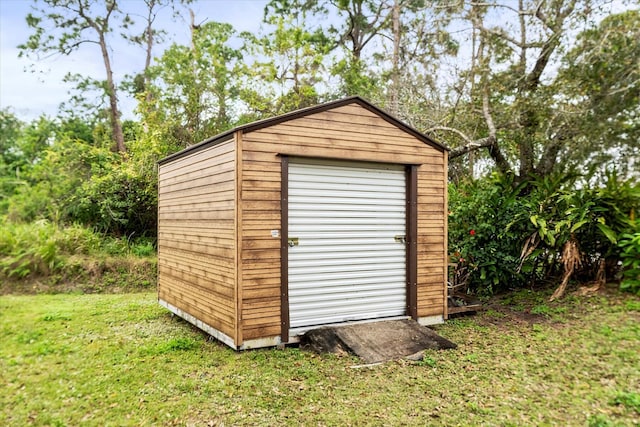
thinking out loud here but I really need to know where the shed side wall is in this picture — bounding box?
[240,104,446,340]
[158,139,237,338]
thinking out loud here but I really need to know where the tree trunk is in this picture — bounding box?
[98,32,125,152]
[143,0,155,102]
[389,0,400,115]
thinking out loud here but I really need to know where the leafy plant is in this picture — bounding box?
[448,173,528,295]
[449,170,639,296]
[0,220,155,280]
[612,391,640,414]
[618,229,640,295]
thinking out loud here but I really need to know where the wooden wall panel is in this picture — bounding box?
[415,167,446,318]
[158,139,237,339]
[239,103,447,339]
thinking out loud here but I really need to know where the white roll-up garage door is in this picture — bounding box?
[288,159,407,330]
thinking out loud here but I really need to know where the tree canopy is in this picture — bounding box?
[2,0,638,295]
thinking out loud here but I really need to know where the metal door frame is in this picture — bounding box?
[279,155,418,342]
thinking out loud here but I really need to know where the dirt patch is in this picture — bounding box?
[463,283,627,328]
[474,303,549,328]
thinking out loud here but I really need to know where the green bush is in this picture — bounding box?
[1,221,77,278]
[4,135,157,238]
[619,228,640,295]
[448,174,525,294]
[449,171,639,295]
[68,163,157,237]
[0,221,155,279]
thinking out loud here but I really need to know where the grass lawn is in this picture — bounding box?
[1,290,639,426]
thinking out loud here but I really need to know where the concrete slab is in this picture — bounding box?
[300,319,456,363]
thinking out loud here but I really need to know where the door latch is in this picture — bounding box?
[394,235,406,243]
[288,237,299,247]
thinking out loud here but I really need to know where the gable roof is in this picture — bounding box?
[158,96,448,165]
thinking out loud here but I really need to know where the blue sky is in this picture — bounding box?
[0,0,269,121]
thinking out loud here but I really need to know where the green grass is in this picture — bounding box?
[1,292,639,426]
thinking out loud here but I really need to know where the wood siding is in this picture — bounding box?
[239,103,446,340]
[158,139,237,339]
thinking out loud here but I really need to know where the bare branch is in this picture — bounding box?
[447,136,496,159]
[478,25,544,49]
[427,126,476,145]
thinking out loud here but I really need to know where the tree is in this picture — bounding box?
[240,0,333,117]
[557,9,640,177]
[328,0,390,99]
[20,0,131,152]
[139,19,243,149]
[425,1,639,182]
[381,0,459,120]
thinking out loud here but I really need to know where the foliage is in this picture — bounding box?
[435,5,640,181]
[19,0,131,151]
[1,291,638,425]
[449,171,639,295]
[619,229,640,295]
[2,114,155,237]
[448,174,524,294]
[239,0,333,118]
[0,220,155,280]
[140,21,243,149]
[4,0,639,297]
[557,9,640,175]
[68,158,157,236]
[512,172,639,288]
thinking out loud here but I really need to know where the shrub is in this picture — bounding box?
[0,221,155,279]
[449,170,639,296]
[619,228,640,295]
[4,135,157,238]
[448,173,526,294]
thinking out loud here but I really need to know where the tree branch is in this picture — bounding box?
[447,136,496,159]
[426,126,475,145]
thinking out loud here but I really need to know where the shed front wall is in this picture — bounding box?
[158,139,237,341]
[239,103,447,342]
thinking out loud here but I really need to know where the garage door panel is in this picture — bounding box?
[288,255,406,268]
[292,302,407,326]
[288,159,407,329]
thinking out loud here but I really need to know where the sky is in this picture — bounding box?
[0,0,269,121]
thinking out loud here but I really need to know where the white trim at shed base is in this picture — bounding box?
[159,299,238,348]
[159,299,286,350]
[417,315,444,326]
[160,299,444,349]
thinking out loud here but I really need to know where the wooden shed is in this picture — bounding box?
[157,96,449,350]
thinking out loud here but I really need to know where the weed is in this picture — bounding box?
[419,355,437,367]
[141,337,199,355]
[42,313,72,322]
[484,309,506,318]
[0,222,156,289]
[464,353,479,363]
[599,325,613,337]
[588,414,616,427]
[531,304,551,316]
[624,300,640,312]
[612,391,640,414]
[131,241,155,257]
